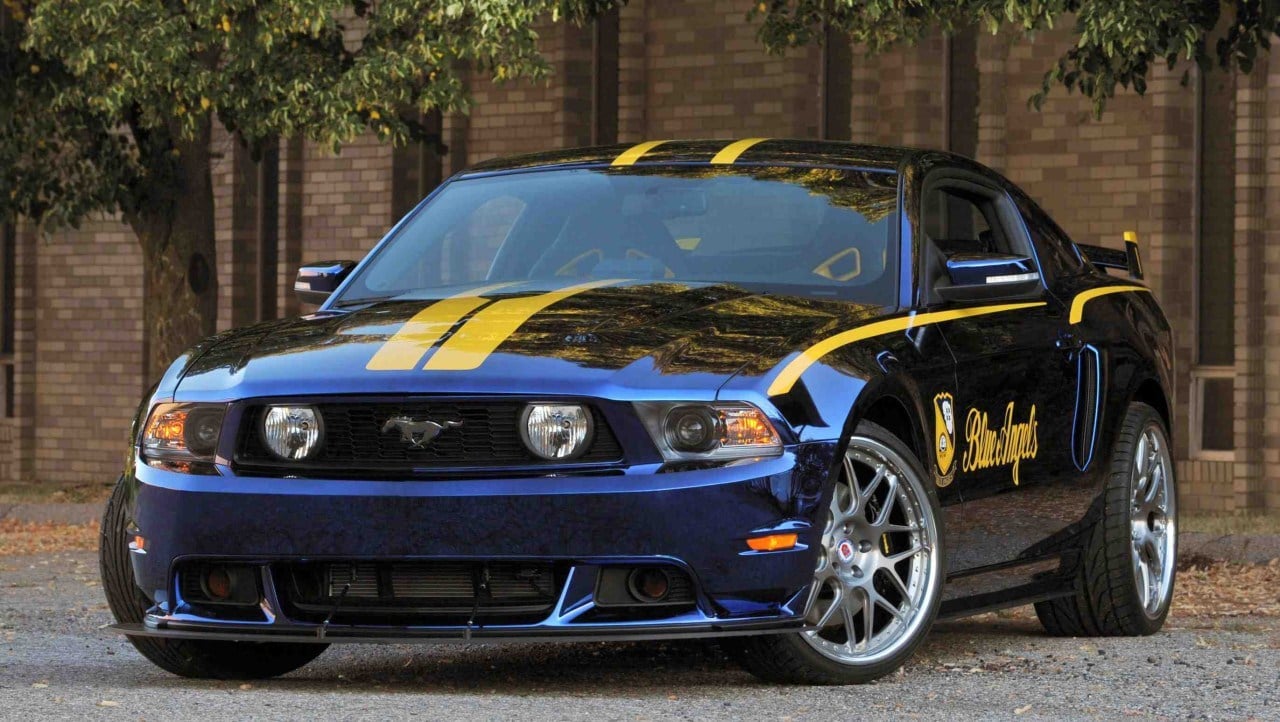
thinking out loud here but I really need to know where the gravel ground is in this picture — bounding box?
[1,551,1277,721]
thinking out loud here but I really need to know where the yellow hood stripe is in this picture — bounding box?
[366,282,520,371]
[611,140,667,166]
[424,279,624,371]
[767,302,1047,397]
[710,138,769,164]
[1069,285,1149,324]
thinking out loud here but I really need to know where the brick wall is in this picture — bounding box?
[629,0,820,140]
[2,5,1275,512]
[467,21,595,161]
[298,135,394,267]
[31,218,143,485]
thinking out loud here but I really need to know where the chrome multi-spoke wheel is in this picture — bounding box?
[728,422,942,684]
[1130,422,1175,619]
[801,435,940,666]
[1035,402,1177,637]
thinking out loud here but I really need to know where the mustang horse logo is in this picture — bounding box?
[381,417,463,449]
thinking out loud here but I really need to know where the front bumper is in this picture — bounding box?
[122,443,837,642]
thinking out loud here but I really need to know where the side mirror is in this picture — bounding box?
[936,253,1041,303]
[294,260,357,305]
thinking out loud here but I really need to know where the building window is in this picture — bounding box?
[1,222,14,418]
[1190,67,1235,459]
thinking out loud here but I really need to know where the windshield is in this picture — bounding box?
[336,165,899,305]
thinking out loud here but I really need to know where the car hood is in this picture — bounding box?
[174,281,888,401]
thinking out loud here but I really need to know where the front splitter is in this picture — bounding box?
[114,618,808,645]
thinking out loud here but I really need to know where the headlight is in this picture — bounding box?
[521,403,594,460]
[261,405,324,460]
[141,402,227,471]
[635,402,782,462]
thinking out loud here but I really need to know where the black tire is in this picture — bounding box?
[100,477,328,679]
[726,420,944,684]
[1035,402,1176,637]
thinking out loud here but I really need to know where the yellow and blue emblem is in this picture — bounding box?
[933,391,956,487]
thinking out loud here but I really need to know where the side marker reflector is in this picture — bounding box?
[747,533,798,552]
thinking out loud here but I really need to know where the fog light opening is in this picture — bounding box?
[203,567,233,601]
[627,567,672,603]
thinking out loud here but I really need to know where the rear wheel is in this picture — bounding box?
[100,478,328,679]
[1035,402,1176,636]
[728,421,943,684]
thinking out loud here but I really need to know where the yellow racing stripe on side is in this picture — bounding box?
[767,302,1047,397]
[710,138,769,164]
[424,279,623,371]
[366,282,520,371]
[1069,286,1150,324]
[611,140,668,166]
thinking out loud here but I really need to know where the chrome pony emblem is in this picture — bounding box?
[381,417,463,449]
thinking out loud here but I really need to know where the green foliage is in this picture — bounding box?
[1,0,618,231]
[752,0,1280,116]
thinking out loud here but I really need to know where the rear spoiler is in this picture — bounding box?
[1079,231,1144,280]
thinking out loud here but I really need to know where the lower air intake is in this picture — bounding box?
[280,560,561,624]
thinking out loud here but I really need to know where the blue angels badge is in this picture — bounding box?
[933,392,956,487]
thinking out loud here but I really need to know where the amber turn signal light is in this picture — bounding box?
[746,533,798,552]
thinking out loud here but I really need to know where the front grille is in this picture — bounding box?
[234,400,623,476]
[279,560,562,623]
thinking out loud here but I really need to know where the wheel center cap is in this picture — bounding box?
[836,539,856,564]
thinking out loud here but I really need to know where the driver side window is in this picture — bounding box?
[923,186,1018,257]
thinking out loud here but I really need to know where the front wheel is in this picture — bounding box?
[100,478,329,679]
[728,421,944,684]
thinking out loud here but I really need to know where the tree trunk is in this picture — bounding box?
[127,123,218,382]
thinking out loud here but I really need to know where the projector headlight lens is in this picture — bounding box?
[521,403,593,460]
[140,402,227,472]
[261,405,324,461]
[636,402,782,462]
[664,406,720,452]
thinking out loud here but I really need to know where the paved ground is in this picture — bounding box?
[1,551,1277,720]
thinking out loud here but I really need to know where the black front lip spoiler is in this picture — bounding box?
[115,617,808,645]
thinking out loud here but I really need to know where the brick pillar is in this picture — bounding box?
[1233,63,1267,511]
[848,44,880,143]
[1259,56,1280,511]
[557,20,597,149]
[1144,66,1197,463]
[975,32,1011,172]
[871,34,946,148]
[226,142,264,329]
[277,137,305,319]
[617,0,648,141]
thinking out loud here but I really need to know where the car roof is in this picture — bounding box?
[461,139,939,176]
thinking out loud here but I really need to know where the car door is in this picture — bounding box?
[917,170,1082,579]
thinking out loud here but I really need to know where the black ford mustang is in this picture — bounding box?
[104,139,1176,684]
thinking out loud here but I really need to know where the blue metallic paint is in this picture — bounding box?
[115,141,1177,642]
